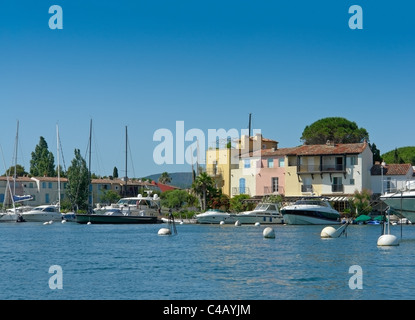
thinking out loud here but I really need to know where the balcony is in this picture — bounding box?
[263,186,284,195]
[301,184,313,193]
[232,187,251,196]
[297,164,345,174]
[206,167,223,177]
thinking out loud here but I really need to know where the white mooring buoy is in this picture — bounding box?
[219,221,225,225]
[235,220,241,226]
[158,227,172,236]
[377,234,399,246]
[320,224,348,238]
[254,222,260,226]
[263,227,275,239]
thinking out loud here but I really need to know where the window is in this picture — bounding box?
[48,182,53,189]
[350,179,355,185]
[244,159,250,168]
[272,177,279,193]
[42,182,46,189]
[267,158,274,168]
[239,178,246,194]
[350,156,358,166]
[279,158,285,167]
[45,193,50,203]
[332,177,343,192]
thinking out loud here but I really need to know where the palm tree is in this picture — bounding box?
[191,172,214,212]
[158,172,172,184]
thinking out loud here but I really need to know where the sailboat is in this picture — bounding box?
[0,121,33,222]
[76,125,160,224]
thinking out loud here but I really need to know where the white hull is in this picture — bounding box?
[22,212,63,222]
[0,213,19,222]
[381,191,415,223]
[196,211,235,224]
[233,213,283,224]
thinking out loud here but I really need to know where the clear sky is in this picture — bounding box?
[1,1,414,178]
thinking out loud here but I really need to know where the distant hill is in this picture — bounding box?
[382,146,415,165]
[144,172,193,189]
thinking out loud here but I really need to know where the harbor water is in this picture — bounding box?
[0,222,414,300]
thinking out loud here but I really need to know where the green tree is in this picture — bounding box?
[66,149,90,211]
[160,189,190,210]
[113,166,119,178]
[30,137,55,177]
[191,172,215,211]
[351,189,372,216]
[301,117,369,145]
[229,194,254,213]
[370,143,382,164]
[3,164,27,177]
[382,146,415,165]
[158,172,172,184]
[100,189,121,205]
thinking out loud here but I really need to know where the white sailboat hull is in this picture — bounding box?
[22,212,63,222]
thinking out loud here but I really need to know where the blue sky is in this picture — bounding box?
[1,1,414,178]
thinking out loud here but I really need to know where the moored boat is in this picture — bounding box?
[76,209,160,224]
[281,197,341,225]
[21,204,63,222]
[234,202,283,224]
[380,181,415,223]
[195,209,235,224]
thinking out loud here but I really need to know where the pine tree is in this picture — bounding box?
[30,137,55,177]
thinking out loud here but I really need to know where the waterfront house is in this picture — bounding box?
[370,162,414,194]
[0,176,68,207]
[206,133,278,197]
[283,141,373,210]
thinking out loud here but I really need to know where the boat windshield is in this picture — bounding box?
[295,200,329,207]
[254,204,277,211]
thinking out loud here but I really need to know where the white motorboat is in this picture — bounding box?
[94,193,161,216]
[281,197,341,225]
[195,209,236,224]
[234,202,284,224]
[380,181,415,223]
[21,205,63,222]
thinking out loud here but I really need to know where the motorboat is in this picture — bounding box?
[380,181,415,223]
[21,204,63,222]
[76,208,160,224]
[281,197,341,225]
[195,209,236,224]
[94,193,161,216]
[78,193,162,224]
[234,202,284,224]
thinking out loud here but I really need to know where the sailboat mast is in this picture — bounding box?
[56,124,61,212]
[88,119,93,212]
[13,120,19,196]
[125,125,128,196]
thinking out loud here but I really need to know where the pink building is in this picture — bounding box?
[254,147,294,197]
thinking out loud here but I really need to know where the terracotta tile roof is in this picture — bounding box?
[241,147,296,158]
[370,163,412,176]
[285,142,368,156]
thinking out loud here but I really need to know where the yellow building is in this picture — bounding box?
[206,133,278,197]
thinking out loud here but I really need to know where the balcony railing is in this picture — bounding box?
[297,164,345,173]
[301,185,313,193]
[331,184,344,192]
[232,187,251,196]
[263,186,284,195]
